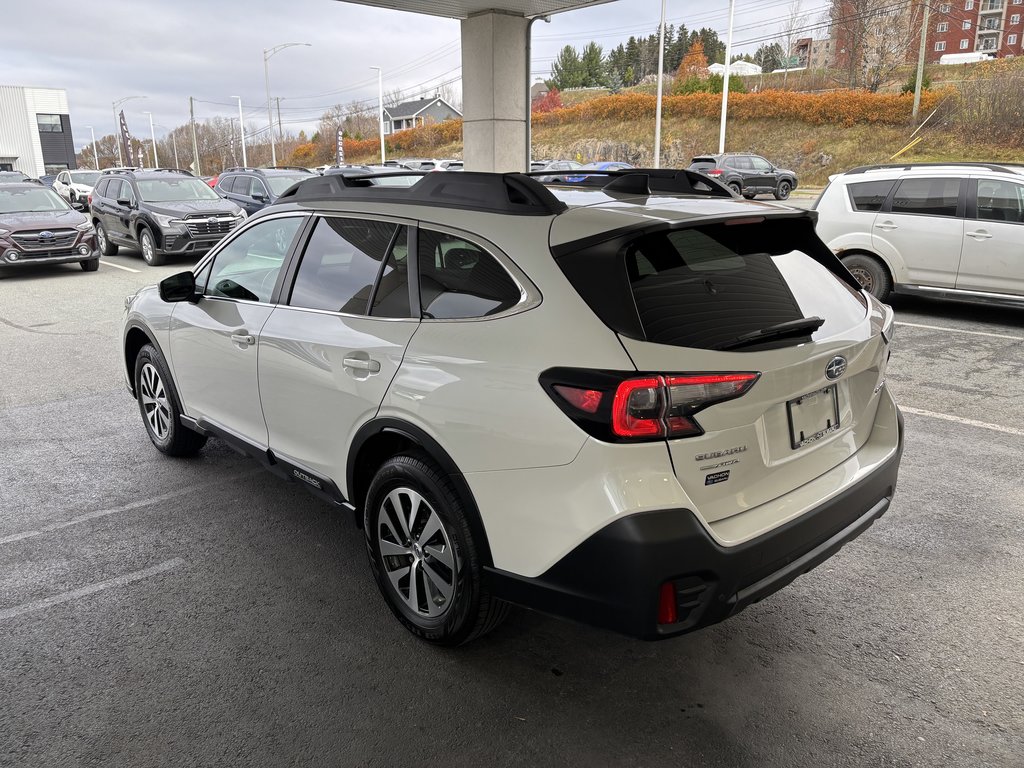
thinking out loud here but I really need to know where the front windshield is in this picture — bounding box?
[137,178,220,202]
[265,175,309,195]
[71,172,100,185]
[0,187,71,213]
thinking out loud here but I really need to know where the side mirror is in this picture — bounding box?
[71,201,86,212]
[159,271,199,303]
[116,197,133,208]
[252,193,266,202]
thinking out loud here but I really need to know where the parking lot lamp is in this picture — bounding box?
[143,111,159,168]
[654,0,666,168]
[84,126,99,169]
[112,95,146,166]
[370,66,385,165]
[232,96,248,167]
[718,0,736,153]
[264,43,311,167]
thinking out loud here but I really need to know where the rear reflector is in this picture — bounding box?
[658,582,678,624]
[553,384,603,414]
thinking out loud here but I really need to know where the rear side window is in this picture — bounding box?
[847,180,896,212]
[418,230,520,319]
[976,179,1024,224]
[891,177,961,217]
[289,217,401,315]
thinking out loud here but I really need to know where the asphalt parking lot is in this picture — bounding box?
[2,249,1022,768]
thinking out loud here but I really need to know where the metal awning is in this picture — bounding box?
[333,0,612,19]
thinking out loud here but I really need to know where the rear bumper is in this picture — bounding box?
[486,408,904,640]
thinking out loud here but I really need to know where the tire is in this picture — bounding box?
[774,180,793,200]
[80,258,99,272]
[364,454,509,646]
[139,226,166,266]
[133,343,207,457]
[742,193,756,200]
[728,182,742,196]
[841,253,892,301]
[95,222,118,256]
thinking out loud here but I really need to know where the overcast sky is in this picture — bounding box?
[3,0,815,150]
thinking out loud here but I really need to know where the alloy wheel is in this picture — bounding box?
[141,232,154,264]
[139,362,171,440]
[96,226,106,251]
[376,487,457,619]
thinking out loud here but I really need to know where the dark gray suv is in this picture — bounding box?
[689,154,798,200]
[214,167,313,216]
[91,169,246,266]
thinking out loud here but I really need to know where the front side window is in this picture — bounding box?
[418,230,521,319]
[750,157,773,171]
[265,175,308,196]
[891,178,962,218]
[976,179,1024,223]
[848,180,896,212]
[206,217,303,303]
[37,114,62,133]
[289,217,401,314]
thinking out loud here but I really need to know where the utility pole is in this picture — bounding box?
[171,131,180,168]
[232,96,247,167]
[84,125,99,169]
[276,97,283,143]
[912,0,931,120]
[264,42,311,167]
[189,96,201,176]
[654,0,666,168]
[371,66,386,164]
[143,111,159,167]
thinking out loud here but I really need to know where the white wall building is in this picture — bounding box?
[0,86,77,177]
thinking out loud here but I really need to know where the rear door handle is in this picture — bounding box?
[230,333,255,346]
[343,356,381,373]
[966,230,992,240]
[874,222,898,231]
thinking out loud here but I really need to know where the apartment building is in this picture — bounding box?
[929,0,1024,60]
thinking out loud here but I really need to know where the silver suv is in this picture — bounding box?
[814,162,1024,304]
[121,170,904,645]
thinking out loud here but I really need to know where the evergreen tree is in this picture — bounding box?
[551,45,585,89]
[753,42,785,72]
[580,42,606,87]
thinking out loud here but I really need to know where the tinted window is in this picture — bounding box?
[848,180,896,212]
[371,231,412,318]
[289,217,399,314]
[251,179,269,198]
[265,175,307,195]
[976,179,1024,223]
[891,177,961,217]
[418,230,521,319]
[206,217,302,303]
[218,176,238,194]
[750,157,773,171]
[728,156,753,170]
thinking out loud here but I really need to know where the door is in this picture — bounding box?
[726,156,754,192]
[871,176,965,288]
[958,177,1024,295]
[748,155,775,193]
[258,216,419,482]
[54,172,70,199]
[107,179,137,243]
[168,215,305,447]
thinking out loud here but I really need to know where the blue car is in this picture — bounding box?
[565,161,634,183]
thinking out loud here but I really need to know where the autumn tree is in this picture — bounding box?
[679,40,709,78]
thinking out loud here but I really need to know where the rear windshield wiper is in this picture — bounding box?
[713,316,825,351]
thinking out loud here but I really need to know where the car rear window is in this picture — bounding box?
[689,157,717,170]
[555,217,866,351]
[847,180,895,211]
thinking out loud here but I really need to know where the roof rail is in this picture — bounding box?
[100,167,141,175]
[844,162,1019,175]
[527,168,734,198]
[149,168,195,176]
[222,167,261,174]
[265,165,314,173]
[277,171,568,216]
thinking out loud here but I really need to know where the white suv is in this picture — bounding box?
[814,162,1024,304]
[121,170,904,645]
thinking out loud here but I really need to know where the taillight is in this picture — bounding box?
[706,169,723,176]
[542,368,759,442]
[87,194,92,205]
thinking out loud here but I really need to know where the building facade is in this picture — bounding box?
[383,97,462,135]
[929,0,1024,61]
[0,86,77,176]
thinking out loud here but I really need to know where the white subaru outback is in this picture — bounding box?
[121,169,904,645]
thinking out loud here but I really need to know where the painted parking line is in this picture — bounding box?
[0,558,184,622]
[895,321,1023,342]
[99,260,140,273]
[0,470,258,546]
[902,406,1024,438]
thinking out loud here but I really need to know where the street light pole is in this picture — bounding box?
[718,0,736,153]
[232,96,248,167]
[143,111,159,168]
[84,125,99,169]
[654,0,666,168]
[112,95,146,166]
[370,66,385,164]
[264,42,311,167]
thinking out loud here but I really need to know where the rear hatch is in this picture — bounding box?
[553,212,892,524]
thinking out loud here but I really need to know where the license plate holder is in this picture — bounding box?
[787,385,840,449]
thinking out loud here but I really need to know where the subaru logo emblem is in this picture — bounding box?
[825,356,847,380]
[207,217,219,224]
[39,230,55,239]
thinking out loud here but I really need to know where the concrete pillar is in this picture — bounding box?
[461,11,528,173]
